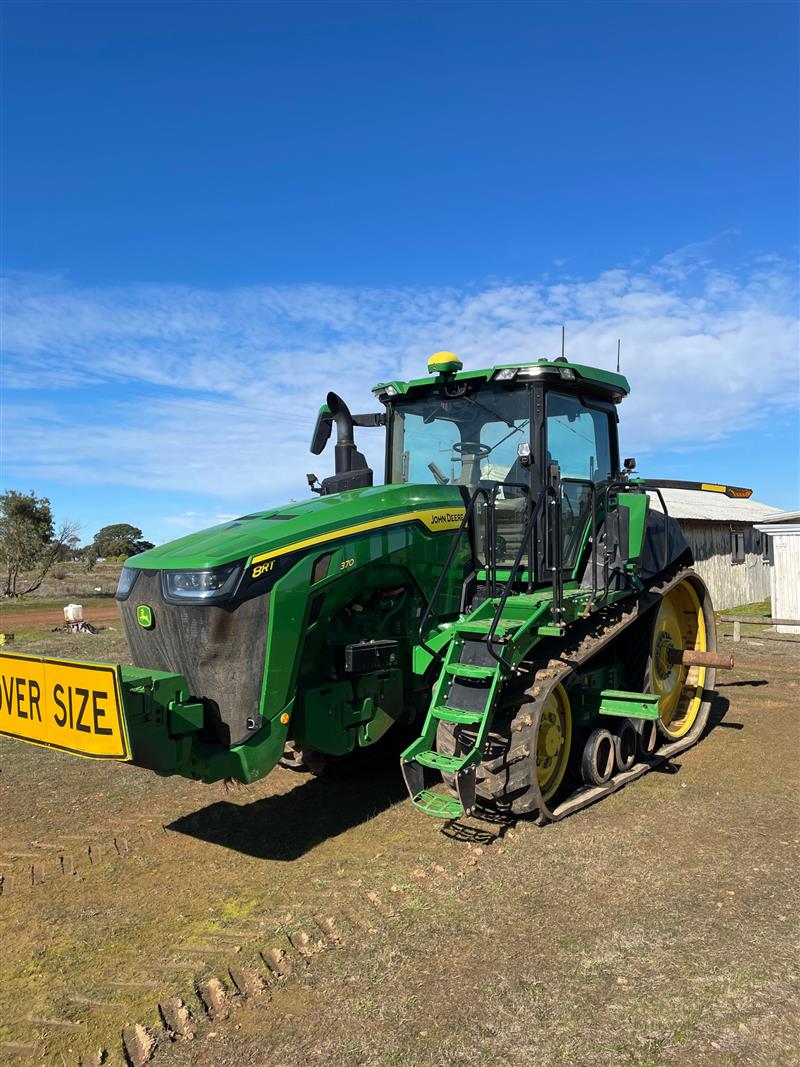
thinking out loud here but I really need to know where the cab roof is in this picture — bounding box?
[373,358,630,401]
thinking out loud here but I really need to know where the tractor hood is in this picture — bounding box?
[116,483,466,751]
[123,483,467,573]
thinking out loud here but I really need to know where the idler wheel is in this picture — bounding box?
[581,728,615,786]
[646,578,710,740]
[613,720,638,772]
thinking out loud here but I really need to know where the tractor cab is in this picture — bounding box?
[376,353,627,583]
[309,352,631,604]
[311,351,635,614]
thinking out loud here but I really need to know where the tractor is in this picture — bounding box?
[0,351,741,823]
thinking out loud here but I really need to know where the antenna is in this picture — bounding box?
[561,325,565,359]
[616,338,621,373]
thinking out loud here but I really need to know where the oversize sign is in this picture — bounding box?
[0,653,130,760]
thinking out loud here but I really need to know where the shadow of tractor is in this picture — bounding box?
[167,750,409,861]
[168,691,737,860]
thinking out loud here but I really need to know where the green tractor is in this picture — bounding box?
[0,352,740,823]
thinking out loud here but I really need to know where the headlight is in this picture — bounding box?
[162,562,242,603]
[115,566,140,600]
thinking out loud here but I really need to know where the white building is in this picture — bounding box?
[647,489,781,611]
[754,511,800,635]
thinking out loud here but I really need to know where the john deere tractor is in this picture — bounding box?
[0,352,741,823]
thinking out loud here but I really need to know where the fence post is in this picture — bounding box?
[733,620,741,643]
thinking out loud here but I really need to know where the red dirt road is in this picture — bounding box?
[0,603,120,630]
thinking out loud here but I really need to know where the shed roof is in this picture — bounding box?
[754,509,800,524]
[646,488,781,523]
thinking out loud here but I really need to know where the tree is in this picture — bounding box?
[89,523,154,561]
[0,490,80,596]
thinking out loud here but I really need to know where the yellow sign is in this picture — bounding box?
[0,653,130,760]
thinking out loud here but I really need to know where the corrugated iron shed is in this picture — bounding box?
[755,513,800,634]
[755,509,800,526]
[646,488,780,523]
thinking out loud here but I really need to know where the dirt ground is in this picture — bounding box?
[0,599,120,632]
[0,626,798,1067]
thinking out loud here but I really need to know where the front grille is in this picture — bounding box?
[119,571,269,747]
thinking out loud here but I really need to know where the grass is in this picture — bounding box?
[1,599,797,1064]
[4,561,122,601]
[150,637,800,1067]
[716,597,776,639]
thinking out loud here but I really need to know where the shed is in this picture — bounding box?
[646,489,781,611]
[754,511,800,635]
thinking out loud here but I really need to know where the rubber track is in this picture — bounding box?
[438,567,717,822]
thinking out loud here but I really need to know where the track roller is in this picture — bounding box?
[612,720,637,772]
[632,717,658,757]
[581,728,615,786]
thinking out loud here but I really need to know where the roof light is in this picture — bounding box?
[514,365,550,378]
[494,368,518,381]
[558,367,576,380]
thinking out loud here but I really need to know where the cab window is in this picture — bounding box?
[389,386,531,488]
[545,392,612,482]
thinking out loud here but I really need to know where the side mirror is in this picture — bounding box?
[623,457,637,471]
[310,405,334,455]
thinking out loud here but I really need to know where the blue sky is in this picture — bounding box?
[2,0,798,543]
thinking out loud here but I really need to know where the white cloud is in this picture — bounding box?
[162,511,239,532]
[2,247,797,508]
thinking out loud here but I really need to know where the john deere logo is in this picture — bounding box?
[136,605,153,629]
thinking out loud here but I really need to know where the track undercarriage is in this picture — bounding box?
[406,565,730,822]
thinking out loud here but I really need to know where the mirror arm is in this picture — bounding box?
[352,412,387,428]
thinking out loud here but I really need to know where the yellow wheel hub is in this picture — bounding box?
[536,683,572,801]
[650,579,707,740]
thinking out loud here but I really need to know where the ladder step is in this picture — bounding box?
[410,789,464,819]
[444,663,496,680]
[431,705,484,725]
[414,749,473,773]
[457,620,517,635]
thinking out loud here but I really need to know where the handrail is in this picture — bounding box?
[648,485,670,570]
[558,477,598,602]
[417,487,490,663]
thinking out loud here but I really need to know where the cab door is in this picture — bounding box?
[544,392,617,577]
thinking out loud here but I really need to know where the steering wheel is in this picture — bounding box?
[453,441,492,458]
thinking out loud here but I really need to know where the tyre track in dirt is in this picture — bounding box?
[0,726,509,1066]
[2,636,793,1066]
[0,819,172,897]
[0,835,497,1065]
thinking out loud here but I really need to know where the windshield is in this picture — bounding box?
[389,385,531,488]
